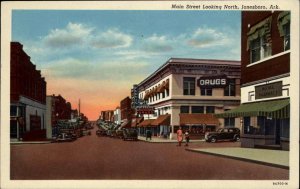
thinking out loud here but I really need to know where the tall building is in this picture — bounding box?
[10,42,47,141]
[136,58,241,139]
[218,11,290,150]
[120,96,134,128]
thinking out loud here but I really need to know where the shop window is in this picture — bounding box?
[183,77,195,95]
[10,105,18,116]
[191,106,204,113]
[224,79,236,96]
[243,117,251,134]
[201,88,212,96]
[247,16,272,63]
[280,118,290,138]
[180,106,189,113]
[10,120,18,138]
[206,106,215,113]
[224,117,235,127]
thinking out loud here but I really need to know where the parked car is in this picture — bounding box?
[115,130,124,139]
[56,133,74,142]
[123,128,138,141]
[205,128,240,143]
[82,129,91,136]
[96,129,107,136]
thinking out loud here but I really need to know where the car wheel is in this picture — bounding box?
[235,135,240,141]
[210,137,217,143]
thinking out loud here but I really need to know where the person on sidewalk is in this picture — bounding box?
[146,129,152,140]
[184,130,190,146]
[177,127,183,146]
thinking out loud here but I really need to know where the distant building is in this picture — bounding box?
[45,94,73,138]
[218,11,290,150]
[120,97,134,128]
[10,42,47,141]
[114,107,121,125]
[136,58,241,139]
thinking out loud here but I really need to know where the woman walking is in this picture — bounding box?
[177,127,183,146]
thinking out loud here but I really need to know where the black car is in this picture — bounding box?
[123,128,138,141]
[205,128,240,143]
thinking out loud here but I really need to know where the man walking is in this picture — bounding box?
[177,127,183,146]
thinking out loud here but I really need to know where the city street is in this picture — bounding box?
[11,127,288,180]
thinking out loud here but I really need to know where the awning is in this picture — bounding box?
[179,114,219,125]
[152,114,170,126]
[131,117,144,127]
[216,98,290,119]
[138,119,155,127]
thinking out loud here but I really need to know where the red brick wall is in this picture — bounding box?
[241,11,290,85]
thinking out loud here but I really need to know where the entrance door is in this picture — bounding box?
[275,119,281,145]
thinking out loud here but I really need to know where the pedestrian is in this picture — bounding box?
[176,127,183,146]
[146,129,152,140]
[184,130,190,146]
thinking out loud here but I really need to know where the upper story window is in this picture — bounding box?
[224,79,236,96]
[247,16,272,64]
[192,106,204,113]
[180,106,189,113]
[201,88,212,96]
[183,77,195,95]
[277,11,290,51]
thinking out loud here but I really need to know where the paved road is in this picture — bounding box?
[11,127,289,180]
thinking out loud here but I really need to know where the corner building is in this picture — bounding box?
[218,11,290,150]
[137,58,241,139]
[10,42,47,141]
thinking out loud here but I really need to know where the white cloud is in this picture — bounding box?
[142,34,173,53]
[187,27,231,48]
[91,28,133,49]
[44,22,93,48]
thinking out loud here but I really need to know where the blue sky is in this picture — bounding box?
[12,10,241,120]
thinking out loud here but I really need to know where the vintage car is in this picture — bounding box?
[123,128,138,141]
[96,129,107,136]
[55,133,74,142]
[205,127,240,143]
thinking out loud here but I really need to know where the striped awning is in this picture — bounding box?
[216,98,290,119]
[138,119,155,127]
[152,114,170,126]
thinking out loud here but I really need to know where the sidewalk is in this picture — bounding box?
[10,140,53,145]
[138,136,204,143]
[186,147,289,169]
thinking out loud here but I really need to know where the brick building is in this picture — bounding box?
[218,11,290,150]
[120,97,134,128]
[10,42,47,140]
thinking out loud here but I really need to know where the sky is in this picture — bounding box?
[12,10,241,120]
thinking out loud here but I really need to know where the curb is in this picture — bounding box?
[185,148,289,170]
[10,141,53,145]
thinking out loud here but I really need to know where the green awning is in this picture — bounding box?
[216,98,290,119]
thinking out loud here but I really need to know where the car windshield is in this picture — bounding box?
[217,128,223,133]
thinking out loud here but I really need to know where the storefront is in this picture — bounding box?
[217,98,290,150]
[135,58,241,140]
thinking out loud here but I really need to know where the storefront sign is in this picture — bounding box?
[197,75,228,88]
[255,81,282,99]
[136,106,154,114]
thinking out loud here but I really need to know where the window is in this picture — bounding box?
[206,106,215,113]
[166,89,169,97]
[162,91,165,98]
[224,117,235,127]
[247,16,272,63]
[243,117,251,134]
[183,77,195,95]
[224,79,236,96]
[180,106,189,113]
[283,22,290,51]
[250,35,272,63]
[280,118,290,138]
[277,11,290,51]
[192,106,204,113]
[10,105,18,116]
[201,88,212,96]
